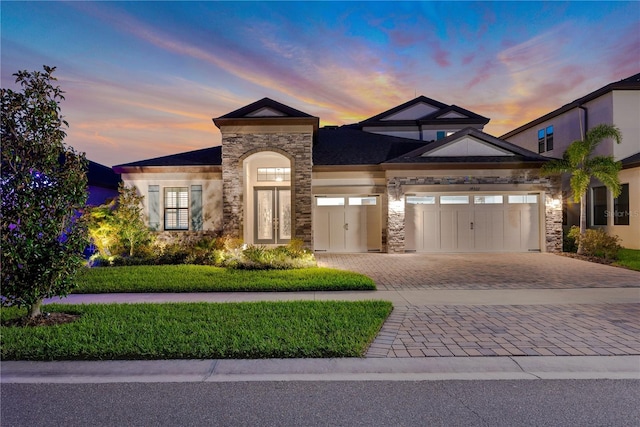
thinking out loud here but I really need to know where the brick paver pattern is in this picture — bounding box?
[317,253,640,358]
[317,253,640,290]
[366,303,640,357]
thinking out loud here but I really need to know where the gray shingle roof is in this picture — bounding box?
[313,127,427,165]
[621,152,640,168]
[217,97,315,119]
[384,128,550,164]
[88,160,121,189]
[113,146,222,169]
[358,96,489,128]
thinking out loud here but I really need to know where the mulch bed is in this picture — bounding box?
[3,312,80,328]
[556,252,616,266]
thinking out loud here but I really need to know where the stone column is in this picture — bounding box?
[545,176,563,252]
[221,134,244,238]
[386,178,405,253]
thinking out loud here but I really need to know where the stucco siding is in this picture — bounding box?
[613,91,640,161]
[121,172,223,233]
[604,166,640,249]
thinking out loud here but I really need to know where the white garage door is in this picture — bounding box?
[314,196,381,252]
[406,194,540,252]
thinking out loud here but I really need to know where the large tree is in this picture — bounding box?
[541,124,622,254]
[1,66,89,318]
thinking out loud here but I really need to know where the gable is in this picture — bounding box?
[436,111,468,119]
[381,102,440,121]
[245,107,287,117]
[422,136,515,157]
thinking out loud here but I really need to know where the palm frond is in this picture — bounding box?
[570,170,590,203]
[590,156,623,198]
[585,124,622,152]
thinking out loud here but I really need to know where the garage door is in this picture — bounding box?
[314,196,381,252]
[405,194,540,252]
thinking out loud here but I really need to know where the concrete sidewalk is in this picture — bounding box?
[3,356,639,383]
[44,287,640,306]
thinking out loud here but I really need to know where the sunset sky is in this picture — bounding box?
[2,1,639,167]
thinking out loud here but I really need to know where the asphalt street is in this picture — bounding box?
[2,380,639,427]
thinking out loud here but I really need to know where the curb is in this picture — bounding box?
[2,356,639,383]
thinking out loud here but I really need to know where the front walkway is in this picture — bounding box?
[316,253,640,358]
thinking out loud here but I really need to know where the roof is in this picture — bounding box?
[313,127,426,165]
[113,146,222,169]
[384,128,550,165]
[87,160,121,189]
[501,73,640,139]
[112,128,546,169]
[216,97,315,119]
[621,152,640,168]
[358,95,490,128]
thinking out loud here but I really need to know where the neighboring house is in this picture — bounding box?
[87,160,121,206]
[114,96,561,253]
[502,74,640,249]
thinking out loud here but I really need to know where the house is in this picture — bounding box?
[87,160,121,206]
[501,74,640,249]
[113,96,562,253]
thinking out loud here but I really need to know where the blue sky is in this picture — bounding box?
[2,1,638,166]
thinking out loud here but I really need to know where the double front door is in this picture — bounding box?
[254,187,291,244]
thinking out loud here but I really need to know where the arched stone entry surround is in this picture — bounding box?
[216,120,317,247]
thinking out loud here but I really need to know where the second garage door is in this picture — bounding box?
[405,193,540,252]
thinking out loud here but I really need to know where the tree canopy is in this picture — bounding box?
[1,66,89,317]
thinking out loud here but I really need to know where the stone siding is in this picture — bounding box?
[221,132,313,247]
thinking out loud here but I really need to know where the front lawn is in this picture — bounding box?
[1,301,392,360]
[615,248,640,271]
[74,265,375,293]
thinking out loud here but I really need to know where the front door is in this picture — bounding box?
[254,187,291,244]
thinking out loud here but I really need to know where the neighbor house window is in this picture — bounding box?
[165,187,189,230]
[592,186,607,226]
[614,183,630,225]
[545,126,554,151]
[257,167,290,182]
[436,131,455,140]
[538,126,554,153]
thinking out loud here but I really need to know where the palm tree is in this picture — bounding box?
[542,124,622,254]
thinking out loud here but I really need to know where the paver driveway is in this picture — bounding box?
[316,252,640,290]
[316,253,640,358]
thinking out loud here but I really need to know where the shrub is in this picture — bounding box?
[88,234,316,270]
[563,229,578,253]
[567,225,621,260]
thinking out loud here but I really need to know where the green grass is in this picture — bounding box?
[615,248,640,271]
[74,265,376,293]
[1,301,392,360]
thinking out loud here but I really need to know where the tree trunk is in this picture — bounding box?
[29,299,43,318]
[578,194,587,255]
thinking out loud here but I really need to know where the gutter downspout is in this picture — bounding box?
[578,104,589,139]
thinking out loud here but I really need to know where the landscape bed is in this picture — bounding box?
[1,300,392,360]
[74,265,376,293]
